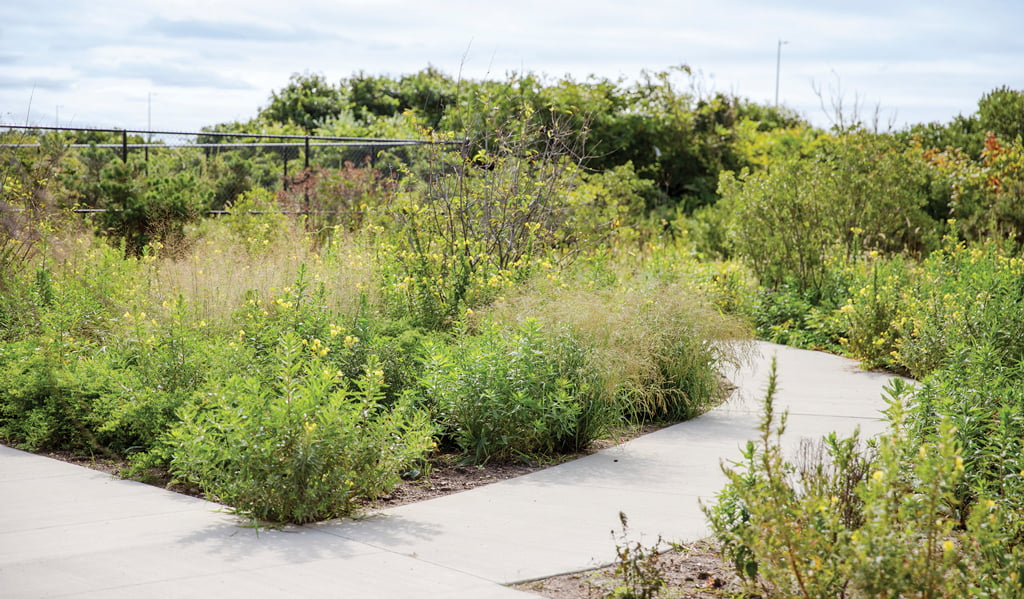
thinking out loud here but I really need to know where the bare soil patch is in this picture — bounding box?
[514,539,745,598]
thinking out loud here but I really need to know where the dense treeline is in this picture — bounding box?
[209,67,804,211]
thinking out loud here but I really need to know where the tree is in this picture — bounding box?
[978,86,1024,144]
[261,72,346,132]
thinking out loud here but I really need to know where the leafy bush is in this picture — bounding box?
[90,299,240,461]
[0,337,113,454]
[921,133,1024,245]
[893,240,1024,378]
[377,111,583,330]
[834,255,912,369]
[909,343,1024,511]
[169,332,434,524]
[706,362,1024,598]
[221,188,292,255]
[420,319,608,463]
[718,131,937,298]
[752,283,844,352]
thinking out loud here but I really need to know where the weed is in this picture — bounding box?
[604,512,667,599]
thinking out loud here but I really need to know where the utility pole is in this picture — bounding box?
[775,39,789,107]
[146,92,152,164]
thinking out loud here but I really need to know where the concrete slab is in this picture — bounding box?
[0,341,904,597]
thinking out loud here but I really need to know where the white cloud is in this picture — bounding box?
[1,0,1020,131]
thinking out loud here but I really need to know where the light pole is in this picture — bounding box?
[775,39,789,107]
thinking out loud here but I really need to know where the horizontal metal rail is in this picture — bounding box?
[0,123,464,145]
[1,141,435,149]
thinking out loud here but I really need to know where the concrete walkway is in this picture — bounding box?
[0,342,901,598]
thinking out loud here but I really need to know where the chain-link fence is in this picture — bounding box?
[0,123,463,215]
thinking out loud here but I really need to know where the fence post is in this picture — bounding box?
[121,130,128,162]
[283,149,289,190]
[303,136,311,211]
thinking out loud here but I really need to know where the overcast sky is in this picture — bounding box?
[2,0,1021,133]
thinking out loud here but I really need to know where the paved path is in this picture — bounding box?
[0,342,901,598]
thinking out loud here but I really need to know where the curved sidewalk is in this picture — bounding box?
[0,342,900,598]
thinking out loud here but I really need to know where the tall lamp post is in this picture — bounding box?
[775,39,789,107]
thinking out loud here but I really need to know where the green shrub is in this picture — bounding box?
[894,240,1024,378]
[168,332,434,524]
[96,159,208,256]
[0,338,113,454]
[221,188,291,256]
[706,362,1024,598]
[420,319,608,463]
[90,298,240,461]
[376,113,583,330]
[909,343,1024,511]
[835,255,912,370]
[718,131,937,299]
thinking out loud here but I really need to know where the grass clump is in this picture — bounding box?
[485,262,751,424]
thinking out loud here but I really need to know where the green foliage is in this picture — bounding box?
[1,130,68,323]
[902,114,984,158]
[707,366,1024,598]
[483,262,751,425]
[978,85,1024,144]
[261,72,347,132]
[222,188,291,255]
[420,319,607,463]
[921,134,1024,244]
[752,283,845,352]
[562,162,655,250]
[835,255,912,370]
[169,332,434,524]
[377,113,582,330]
[719,131,937,297]
[893,240,1024,378]
[909,344,1024,511]
[0,337,111,454]
[91,298,236,460]
[206,152,255,210]
[96,158,208,255]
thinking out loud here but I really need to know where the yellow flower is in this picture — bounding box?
[872,470,884,481]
